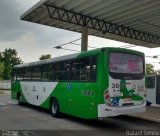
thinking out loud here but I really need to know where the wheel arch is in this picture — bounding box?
[50,97,58,108]
[50,96,61,117]
[17,92,21,100]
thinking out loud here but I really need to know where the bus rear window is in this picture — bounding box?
[109,52,143,74]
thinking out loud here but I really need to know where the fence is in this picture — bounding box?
[0,80,11,90]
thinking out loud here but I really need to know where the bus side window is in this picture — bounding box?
[42,64,53,81]
[23,67,32,80]
[79,58,91,81]
[17,68,24,80]
[147,77,155,89]
[70,57,91,81]
[53,61,70,81]
[70,60,81,81]
[91,56,97,81]
[32,65,41,81]
[53,62,61,81]
[63,61,70,81]
[12,68,17,81]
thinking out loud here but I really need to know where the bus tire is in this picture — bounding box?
[18,93,23,106]
[50,98,60,118]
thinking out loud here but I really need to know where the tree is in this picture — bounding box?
[155,69,160,75]
[146,63,156,75]
[39,54,51,60]
[0,62,4,80]
[0,48,22,79]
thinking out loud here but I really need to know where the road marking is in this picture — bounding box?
[151,104,160,107]
[0,102,6,106]
[21,108,30,112]
[1,106,8,109]
[7,101,17,104]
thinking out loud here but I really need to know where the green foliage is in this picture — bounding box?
[155,69,160,75]
[39,54,51,60]
[146,63,160,75]
[0,62,4,80]
[0,48,22,80]
[146,63,156,75]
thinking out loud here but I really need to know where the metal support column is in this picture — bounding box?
[81,27,88,52]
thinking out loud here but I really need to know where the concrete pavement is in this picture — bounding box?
[128,106,160,123]
[1,90,160,126]
[0,92,159,136]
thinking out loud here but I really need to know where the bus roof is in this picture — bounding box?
[14,48,101,68]
[14,47,144,68]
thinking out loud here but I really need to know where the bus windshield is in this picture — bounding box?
[109,52,144,74]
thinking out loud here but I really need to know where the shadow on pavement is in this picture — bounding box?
[18,103,159,131]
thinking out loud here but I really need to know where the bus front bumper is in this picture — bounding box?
[98,102,146,118]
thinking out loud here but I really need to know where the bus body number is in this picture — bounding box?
[112,83,120,88]
[81,90,94,96]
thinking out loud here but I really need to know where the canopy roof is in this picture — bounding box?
[21,0,160,48]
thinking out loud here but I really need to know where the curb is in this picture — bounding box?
[127,114,160,123]
[151,104,160,108]
[0,91,11,96]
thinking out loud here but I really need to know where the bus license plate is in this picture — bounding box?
[123,97,131,102]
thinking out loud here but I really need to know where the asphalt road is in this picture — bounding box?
[0,93,159,136]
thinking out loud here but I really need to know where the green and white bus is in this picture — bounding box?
[11,47,146,119]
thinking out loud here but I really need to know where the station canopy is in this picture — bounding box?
[21,0,160,48]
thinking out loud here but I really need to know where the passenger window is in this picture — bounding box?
[17,68,24,80]
[79,58,91,81]
[70,58,91,81]
[70,60,80,81]
[42,64,53,81]
[12,68,17,81]
[91,56,97,81]
[23,67,32,80]
[53,61,70,81]
[32,65,41,80]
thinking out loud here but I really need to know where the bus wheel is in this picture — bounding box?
[50,98,60,118]
[18,93,23,106]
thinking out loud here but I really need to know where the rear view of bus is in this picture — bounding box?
[98,48,146,117]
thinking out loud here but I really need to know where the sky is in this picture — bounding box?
[0,0,160,69]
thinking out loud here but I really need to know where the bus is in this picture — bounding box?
[146,75,160,105]
[11,47,146,119]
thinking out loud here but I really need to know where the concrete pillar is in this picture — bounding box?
[81,27,88,52]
